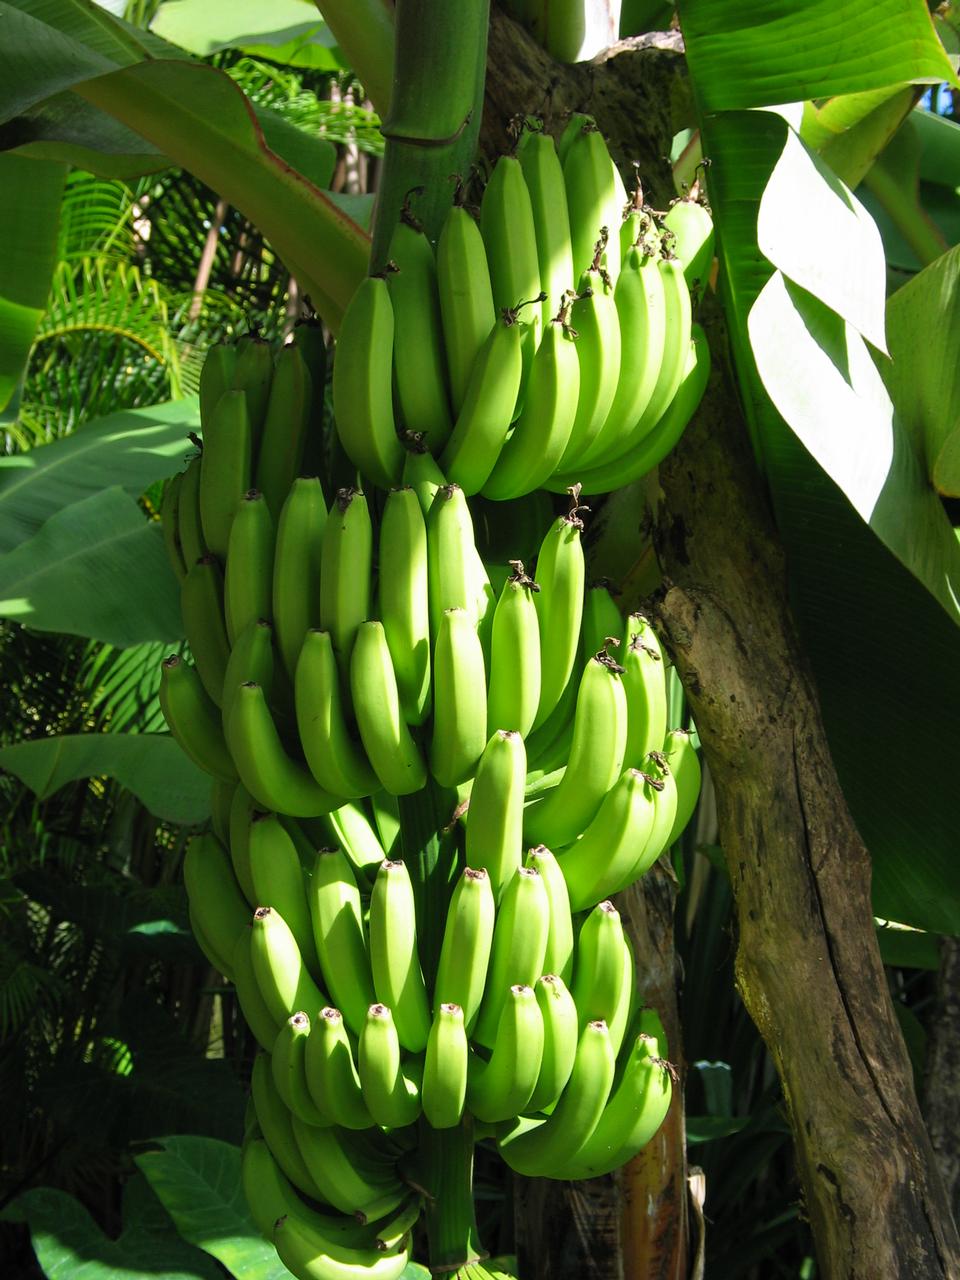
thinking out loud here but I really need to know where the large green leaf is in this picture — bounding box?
[0,487,182,645]
[2,1181,221,1280]
[151,0,343,71]
[0,153,65,413]
[0,399,198,552]
[679,0,956,111]
[0,731,209,823]
[135,1136,287,1280]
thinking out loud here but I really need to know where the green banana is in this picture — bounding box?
[350,623,427,797]
[231,928,281,1051]
[273,1206,411,1280]
[369,859,431,1052]
[517,126,575,329]
[555,241,621,468]
[581,580,623,665]
[182,832,248,974]
[473,865,550,1049]
[563,120,622,283]
[524,845,574,984]
[322,802,388,879]
[425,483,496,647]
[557,112,593,166]
[607,930,637,1058]
[180,554,231,706]
[434,865,495,1035]
[661,727,701,847]
[626,252,692,443]
[378,486,431,726]
[250,905,327,1026]
[480,297,580,500]
[467,983,544,1123]
[332,276,404,488]
[177,454,206,567]
[319,488,372,678]
[402,445,446,517]
[225,681,342,818]
[291,1116,407,1222]
[531,495,586,731]
[480,154,542,357]
[199,388,252,557]
[430,607,488,788]
[436,202,496,415]
[386,216,452,451]
[625,751,678,880]
[231,335,275,446]
[224,489,275,645]
[486,561,541,737]
[309,846,376,1038]
[358,1003,422,1129]
[159,654,236,782]
[273,476,327,682]
[303,1005,373,1130]
[496,1018,616,1177]
[160,471,187,580]
[249,812,320,975]
[227,783,258,906]
[273,1013,329,1125]
[295,630,378,799]
[422,1002,469,1129]
[555,767,658,910]
[220,616,278,738]
[570,901,627,1032]
[209,777,234,846]
[663,193,715,290]
[526,973,579,1113]
[198,341,237,428]
[621,614,668,768]
[522,652,628,849]
[255,343,312,520]
[464,730,526,904]
[250,1050,328,1202]
[438,309,524,494]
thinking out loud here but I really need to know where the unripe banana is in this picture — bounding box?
[621,614,668,768]
[422,1002,469,1129]
[555,767,658,910]
[557,111,594,166]
[308,846,376,1038]
[555,245,621,468]
[473,865,550,1049]
[180,554,231,706]
[571,900,627,1031]
[369,860,431,1052]
[581,580,623,664]
[517,127,575,329]
[273,1012,329,1125]
[199,389,252,557]
[160,471,187,581]
[250,1050,328,1202]
[176,455,206,567]
[295,629,378,799]
[662,727,701,847]
[273,476,327,681]
[231,335,274,446]
[255,342,312,520]
[466,983,544,1123]
[198,341,237,428]
[464,730,526,904]
[627,750,679,878]
[524,845,574,984]
[322,802,388,879]
[224,489,275,645]
[436,203,496,415]
[290,1116,407,1221]
[523,653,628,849]
[358,1003,422,1129]
[303,1005,373,1130]
[526,973,579,1113]
[241,1137,378,1247]
[250,906,327,1027]
[386,216,452,451]
[425,484,495,648]
[220,616,278,738]
[434,866,495,1035]
[480,155,542,359]
[350,623,428,797]
[486,562,541,737]
[248,812,320,976]
[402,446,446,517]
[332,275,404,488]
[607,930,637,1058]
[319,487,372,678]
[209,778,234,846]
[273,1208,411,1280]
[379,486,431,726]
[663,193,715,290]
[532,496,586,730]
[182,832,248,974]
[159,654,236,782]
[231,929,280,1051]
[623,252,692,446]
[430,608,488,788]
[564,120,622,283]
[227,782,258,906]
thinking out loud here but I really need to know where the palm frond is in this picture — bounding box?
[78,640,169,734]
[57,171,137,264]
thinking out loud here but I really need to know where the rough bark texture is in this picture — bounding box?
[924,937,960,1226]
[484,7,960,1276]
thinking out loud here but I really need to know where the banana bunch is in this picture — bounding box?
[332,118,713,500]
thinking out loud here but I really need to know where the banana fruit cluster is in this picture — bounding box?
[159,112,706,1280]
[333,115,712,500]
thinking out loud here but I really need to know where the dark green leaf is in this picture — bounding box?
[876,925,942,969]
[686,1115,751,1143]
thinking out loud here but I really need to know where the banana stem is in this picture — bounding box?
[369,0,491,268]
[414,1116,487,1272]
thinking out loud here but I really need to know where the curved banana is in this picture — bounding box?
[225,681,342,818]
[486,562,541,737]
[557,111,594,166]
[198,341,237,428]
[663,193,715,290]
[430,607,488,788]
[159,654,236,782]
[438,309,524,495]
[227,782,258,906]
[319,488,372,679]
[661,727,701,847]
[621,615,668,768]
[249,812,320,976]
[563,120,622,283]
[358,1003,422,1129]
[273,476,327,681]
[402,446,446,517]
[480,297,580,500]
[231,929,280,1052]
[434,866,495,1036]
[555,767,658,911]
[160,471,186,580]
[295,630,378,799]
[176,455,206,567]
[209,777,234,846]
[386,216,452,451]
[273,1208,410,1280]
[436,202,496,415]
[180,554,231,706]
[522,653,628,849]
[524,845,574,984]
[464,730,526,904]
[303,1005,372,1130]
[291,1116,407,1221]
[231,335,274,446]
[224,489,275,645]
[308,846,376,1038]
[473,865,550,1049]
[322,803,387,880]
[531,496,586,730]
[332,276,404,488]
[480,154,542,356]
[571,900,627,1031]
[378,486,431,726]
[425,484,496,649]
[350,623,427,797]
[273,1013,329,1125]
[625,751,679,880]
[555,244,621,468]
[495,1018,616,1177]
[517,127,575,329]
[581,580,623,663]
[369,859,431,1053]
[626,252,692,443]
[607,930,637,1058]
[199,388,252,558]
[250,1050,328,1202]
[250,905,328,1026]
[182,832,248,974]
[526,973,579,1113]
[255,342,312,520]
[466,983,544,1123]
[422,1002,469,1129]
[220,617,278,741]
